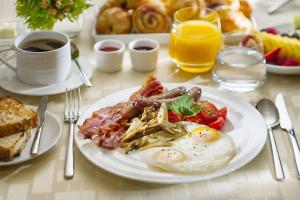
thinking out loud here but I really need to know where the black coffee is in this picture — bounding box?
[20,39,65,52]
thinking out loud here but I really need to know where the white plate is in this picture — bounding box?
[266,64,300,75]
[0,107,62,167]
[0,57,93,96]
[75,83,267,184]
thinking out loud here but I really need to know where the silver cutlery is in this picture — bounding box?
[256,99,285,181]
[31,96,48,155]
[268,0,291,14]
[71,42,93,87]
[64,88,81,179]
[275,93,300,178]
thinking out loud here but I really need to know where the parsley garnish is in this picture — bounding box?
[166,94,201,117]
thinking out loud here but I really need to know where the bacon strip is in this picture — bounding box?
[78,76,164,149]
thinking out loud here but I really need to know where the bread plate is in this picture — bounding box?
[0,106,61,167]
[75,83,267,184]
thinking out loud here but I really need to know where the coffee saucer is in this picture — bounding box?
[0,56,93,96]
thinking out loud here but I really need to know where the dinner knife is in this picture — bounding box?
[275,93,300,178]
[31,96,48,155]
[268,0,291,14]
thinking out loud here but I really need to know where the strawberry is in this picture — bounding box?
[241,35,255,47]
[265,47,281,63]
[168,111,182,123]
[264,27,279,35]
[276,57,287,65]
[208,117,225,130]
[282,58,299,66]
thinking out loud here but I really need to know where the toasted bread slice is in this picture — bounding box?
[0,97,39,137]
[0,130,31,161]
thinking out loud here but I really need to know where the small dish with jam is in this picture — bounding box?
[93,39,125,72]
[129,39,159,72]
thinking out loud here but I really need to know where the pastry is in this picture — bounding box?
[99,0,127,14]
[96,7,132,34]
[205,0,240,10]
[133,0,171,33]
[217,6,252,33]
[125,0,146,9]
[166,0,203,17]
[239,0,252,18]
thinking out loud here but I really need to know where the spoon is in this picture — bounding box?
[71,42,92,87]
[256,99,285,181]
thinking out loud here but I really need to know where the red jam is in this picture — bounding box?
[99,47,119,52]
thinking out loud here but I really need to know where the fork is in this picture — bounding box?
[64,87,81,179]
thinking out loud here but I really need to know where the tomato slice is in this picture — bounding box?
[208,117,225,130]
[198,102,218,123]
[168,111,182,123]
[218,107,227,119]
[184,112,203,124]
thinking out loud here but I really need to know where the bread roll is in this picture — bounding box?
[96,7,132,34]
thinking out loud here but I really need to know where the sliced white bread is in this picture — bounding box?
[0,130,31,161]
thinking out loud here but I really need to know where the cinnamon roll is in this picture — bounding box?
[133,0,171,33]
[166,0,204,16]
[125,0,146,9]
[96,7,132,34]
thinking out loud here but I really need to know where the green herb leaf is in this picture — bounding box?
[166,94,201,117]
[16,0,91,30]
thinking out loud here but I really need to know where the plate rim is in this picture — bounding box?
[266,63,300,75]
[0,57,93,96]
[0,107,62,167]
[75,83,267,183]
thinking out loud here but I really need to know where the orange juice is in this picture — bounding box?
[169,20,222,73]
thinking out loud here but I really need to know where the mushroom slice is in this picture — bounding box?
[141,107,157,122]
[157,102,169,125]
[120,118,143,142]
[157,103,187,135]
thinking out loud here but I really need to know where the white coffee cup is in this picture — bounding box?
[94,39,125,73]
[0,31,71,86]
[129,39,159,72]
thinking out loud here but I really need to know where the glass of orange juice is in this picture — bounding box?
[169,7,222,73]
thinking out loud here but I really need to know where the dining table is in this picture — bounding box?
[1,0,300,199]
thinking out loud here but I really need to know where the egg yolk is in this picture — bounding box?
[154,149,187,164]
[190,126,220,142]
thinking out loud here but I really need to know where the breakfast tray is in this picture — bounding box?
[92,28,170,45]
[92,4,257,45]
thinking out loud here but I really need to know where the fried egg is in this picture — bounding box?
[140,122,236,173]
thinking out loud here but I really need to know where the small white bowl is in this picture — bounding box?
[94,39,125,72]
[128,39,159,72]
